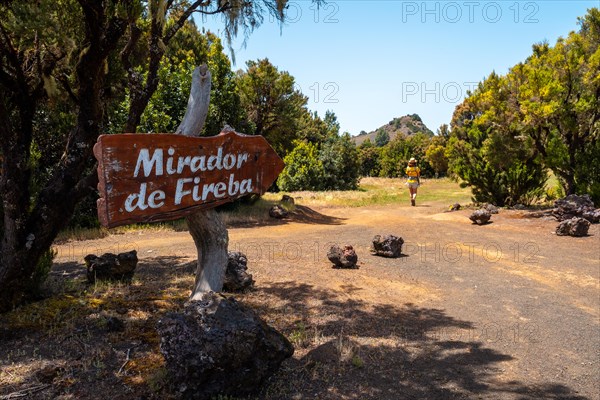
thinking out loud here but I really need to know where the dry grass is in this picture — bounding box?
[268,177,472,209]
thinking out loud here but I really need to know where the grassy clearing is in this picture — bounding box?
[269,177,473,208]
[54,178,473,243]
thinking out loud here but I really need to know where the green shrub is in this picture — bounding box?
[277,141,324,191]
[319,133,360,190]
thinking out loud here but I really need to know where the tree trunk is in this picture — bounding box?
[176,65,229,296]
[0,5,127,312]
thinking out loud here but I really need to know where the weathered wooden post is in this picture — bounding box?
[93,64,284,298]
[175,65,228,297]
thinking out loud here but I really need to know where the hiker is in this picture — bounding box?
[405,157,421,206]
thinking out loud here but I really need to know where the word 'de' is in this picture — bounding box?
[94,131,284,228]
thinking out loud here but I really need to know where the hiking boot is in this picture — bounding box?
[411,199,416,206]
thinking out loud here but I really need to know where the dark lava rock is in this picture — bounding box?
[269,205,289,219]
[327,245,358,268]
[223,251,254,292]
[482,203,499,214]
[84,250,138,283]
[281,195,295,205]
[449,203,461,211]
[556,217,591,237]
[157,293,293,399]
[553,194,600,223]
[371,235,404,258]
[469,209,492,225]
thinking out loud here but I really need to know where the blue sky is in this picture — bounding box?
[198,1,599,136]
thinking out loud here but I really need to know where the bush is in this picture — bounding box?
[278,135,360,191]
[278,141,324,191]
[447,136,547,206]
[319,133,360,190]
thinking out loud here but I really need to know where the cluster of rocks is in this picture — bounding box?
[326,234,406,268]
[553,194,599,222]
[551,194,598,236]
[546,194,598,237]
[83,250,138,283]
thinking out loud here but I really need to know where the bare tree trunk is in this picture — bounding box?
[175,65,229,297]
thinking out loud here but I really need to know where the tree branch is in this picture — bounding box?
[164,0,225,44]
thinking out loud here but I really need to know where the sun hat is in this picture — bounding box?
[408,157,417,165]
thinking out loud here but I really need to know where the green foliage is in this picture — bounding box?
[297,110,330,144]
[237,58,308,155]
[447,124,548,206]
[377,133,432,178]
[278,132,360,191]
[448,9,600,201]
[358,145,382,177]
[374,128,390,147]
[277,141,324,191]
[425,144,449,176]
[319,133,360,190]
[378,135,411,177]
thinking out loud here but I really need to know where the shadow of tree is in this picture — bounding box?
[224,200,346,229]
[240,281,589,400]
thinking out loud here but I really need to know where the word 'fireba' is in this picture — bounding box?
[124,146,253,212]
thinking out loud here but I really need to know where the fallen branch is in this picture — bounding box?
[117,348,132,375]
[0,384,50,399]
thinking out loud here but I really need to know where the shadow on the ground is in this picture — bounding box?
[288,205,345,225]
[246,281,589,400]
[225,202,346,229]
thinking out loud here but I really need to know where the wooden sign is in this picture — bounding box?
[93,130,284,228]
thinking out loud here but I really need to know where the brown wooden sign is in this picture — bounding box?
[93,130,284,228]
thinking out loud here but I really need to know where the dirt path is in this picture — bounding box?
[52,201,600,399]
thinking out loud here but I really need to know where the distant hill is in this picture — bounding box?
[352,114,434,146]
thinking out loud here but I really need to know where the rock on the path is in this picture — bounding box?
[556,217,591,237]
[281,195,295,206]
[553,194,600,223]
[84,250,138,283]
[223,251,254,292]
[269,204,289,219]
[327,245,358,268]
[482,203,499,214]
[469,209,492,225]
[371,235,404,258]
[157,293,293,399]
[449,203,461,211]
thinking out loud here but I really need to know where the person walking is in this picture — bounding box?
[405,157,421,206]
